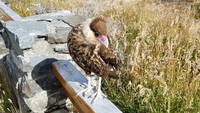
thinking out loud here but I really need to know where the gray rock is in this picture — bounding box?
[58,15,86,27]
[3,21,56,49]
[2,11,85,50]
[0,36,8,59]
[22,80,44,98]
[1,28,23,55]
[47,27,71,44]
[3,55,31,113]
[19,39,54,72]
[53,44,69,54]
[24,10,72,21]
[24,90,48,113]
[50,19,71,28]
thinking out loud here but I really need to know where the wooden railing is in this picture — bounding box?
[0,2,22,21]
[52,61,122,113]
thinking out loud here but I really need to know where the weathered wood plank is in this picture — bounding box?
[0,2,22,21]
[52,62,95,113]
[0,8,13,21]
[51,60,122,113]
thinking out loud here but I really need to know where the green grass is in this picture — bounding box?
[1,0,200,113]
[192,3,200,19]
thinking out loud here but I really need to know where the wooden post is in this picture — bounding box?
[52,62,95,113]
[0,2,22,21]
[51,60,122,113]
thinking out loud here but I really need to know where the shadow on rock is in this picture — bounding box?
[31,58,67,112]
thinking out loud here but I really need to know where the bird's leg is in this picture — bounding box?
[91,77,106,103]
[76,76,92,97]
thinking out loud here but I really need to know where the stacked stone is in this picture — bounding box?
[0,35,8,59]
[1,11,85,113]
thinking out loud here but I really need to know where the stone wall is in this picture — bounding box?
[0,36,8,59]
[0,10,85,113]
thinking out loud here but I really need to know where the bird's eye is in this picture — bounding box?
[95,32,100,37]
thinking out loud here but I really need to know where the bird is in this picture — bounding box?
[67,17,121,103]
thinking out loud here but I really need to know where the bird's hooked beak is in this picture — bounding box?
[96,35,109,47]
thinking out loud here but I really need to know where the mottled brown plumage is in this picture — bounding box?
[90,17,107,36]
[67,18,121,79]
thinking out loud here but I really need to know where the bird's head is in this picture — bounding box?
[82,17,109,47]
[90,17,109,47]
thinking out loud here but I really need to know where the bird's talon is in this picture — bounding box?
[91,90,104,104]
[102,93,107,98]
[76,87,92,97]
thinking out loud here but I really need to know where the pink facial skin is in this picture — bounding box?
[97,35,109,47]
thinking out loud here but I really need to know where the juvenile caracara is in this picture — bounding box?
[67,17,121,103]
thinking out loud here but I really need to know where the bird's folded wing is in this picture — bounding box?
[98,45,121,69]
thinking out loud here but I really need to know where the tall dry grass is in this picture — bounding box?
[103,1,200,113]
[10,0,81,16]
